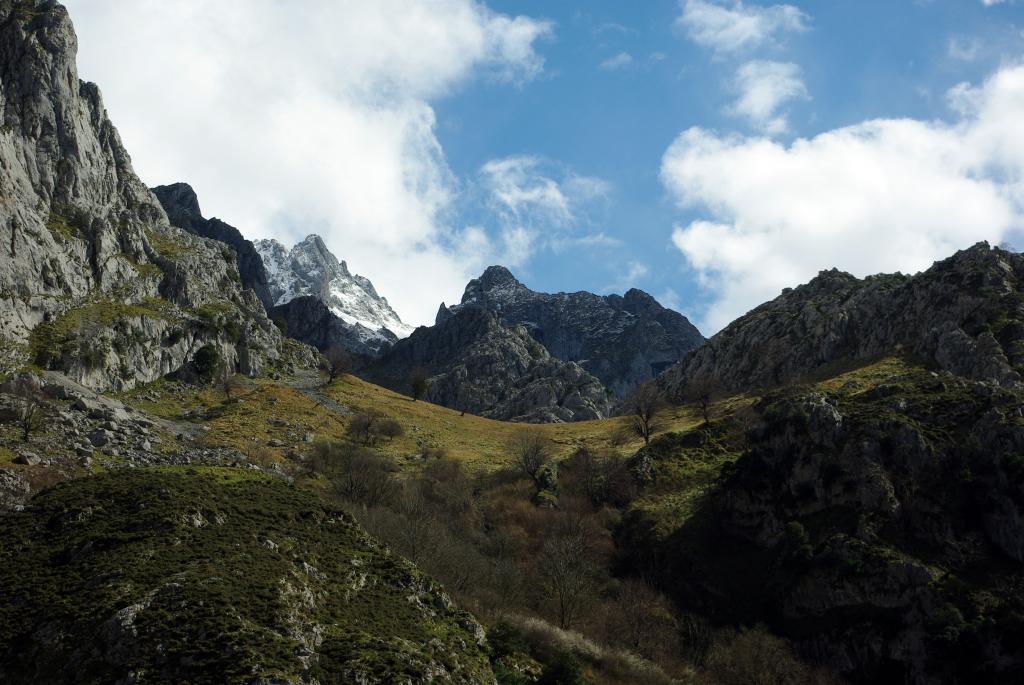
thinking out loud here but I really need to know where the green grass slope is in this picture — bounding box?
[0,467,495,684]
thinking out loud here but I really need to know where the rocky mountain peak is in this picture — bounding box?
[443,266,704,396]
[153,182,202,219]
[460,264,527,308]
[152,182,275,310]
[364,304,613,422]
[660,241,1024,398]
[254,234,413,353]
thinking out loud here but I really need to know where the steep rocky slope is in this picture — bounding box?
[0,468,496,684]
[620,358,1024,683]
[364,305,612,422]
[0,0,297,390]
[439,266,704,397]
[661,242,1024,398]
[255,236,412,356]
[152,182,274,311]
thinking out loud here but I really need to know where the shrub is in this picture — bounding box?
[193,344,221,383]
[704,625,837,685]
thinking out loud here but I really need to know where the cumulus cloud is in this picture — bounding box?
[662,65,1024,333]
[63,0,553,326]
[675,0,808,55]
[728,60,808,133]
[600,52,635,70]
[478,156,611,265]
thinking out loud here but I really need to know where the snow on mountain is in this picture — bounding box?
[254,236,414,340]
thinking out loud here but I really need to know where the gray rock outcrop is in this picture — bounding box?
[152,182,274,311]
[0,0,298,390]
[661,242,1024,398]
[364,305,612,422]
[271,294,396,358]
[440,266,703,397]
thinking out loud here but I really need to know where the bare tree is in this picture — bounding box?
[7,375,44,443]
[322,346,352,385]
[310,441,397,507]
[621,380,668,446]
[347,411,382,445]
[560,446,634,507]
[17,395,43,443]
[686,377,721,425]
[376,418,404,441]
[538,517,598,629]
[217,360,240,402]
[410,367,431,401]
[510,429,551,490]
[607,578,677,658]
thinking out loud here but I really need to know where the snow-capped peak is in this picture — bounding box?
[254,235,414,339]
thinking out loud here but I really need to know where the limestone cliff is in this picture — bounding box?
[0,0,298,390]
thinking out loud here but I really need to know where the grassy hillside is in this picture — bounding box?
[0,467,495,684]
[119,372,742,472]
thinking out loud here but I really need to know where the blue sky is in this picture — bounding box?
[66,1,1024,332]
[434,0,1024,325]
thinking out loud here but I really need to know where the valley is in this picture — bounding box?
[2,1,1024,684]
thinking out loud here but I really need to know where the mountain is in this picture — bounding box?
[152,182,275,311]
[660,242,1024,399]
[438,266,704,397]
[363,305,612,422]
[0,468,495,683]
[621,358,1024,683]
[0,0,301,390]
[255,236,413,356]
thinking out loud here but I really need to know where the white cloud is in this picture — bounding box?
[948,36,982,61]
[479,156,611,264]
[550,232,625,253]
[662,65,1024,333]
[676,0,808,55]
[63,0,553,326]
[728,60,808,134]
[982,0,1007,6]
[600,52,635,70]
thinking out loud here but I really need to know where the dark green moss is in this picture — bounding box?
[0,468,494,684]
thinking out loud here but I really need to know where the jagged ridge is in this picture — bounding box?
[440,266,704,397]
[661,242,1024,398]
[364,305,612,423]
[255,236,412,356]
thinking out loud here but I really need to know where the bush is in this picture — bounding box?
[308,441,397,508]
[193,344,221,383]
[376,418,404,440]
[346,411,403,445]
[537,651,586,685]
[704,625,838,685]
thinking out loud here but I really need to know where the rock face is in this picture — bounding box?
[0,469,497,684]
[661,242,1024,398]
[255,235,412,356]
[0,0,292,390]
[152,182,275,311]
[620,363,1024,684]
[440,266,703,397]
[364,305,612,422]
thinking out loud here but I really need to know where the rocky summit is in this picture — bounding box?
[0,0,295,391]
[152,182,275,312]
[661,242,1024,400]
[364,305,612,422]
[255,235,412,356]
[439,266,704,397]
